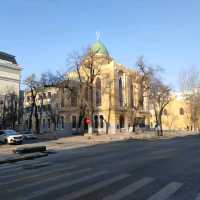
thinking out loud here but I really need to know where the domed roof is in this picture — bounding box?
[89,40,109,56]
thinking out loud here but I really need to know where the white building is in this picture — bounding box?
[0,51,21,128]
[0,51,21,95]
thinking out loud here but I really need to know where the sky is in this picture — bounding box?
[1,0,200,90]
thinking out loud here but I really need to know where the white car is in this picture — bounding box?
[0,130,23,144]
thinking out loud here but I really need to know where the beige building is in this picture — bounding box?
[150,92,191,131]
[24,40,150,134]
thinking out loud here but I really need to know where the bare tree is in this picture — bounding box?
[149,78,171,136]
[24,74,41,133]
[67,48,110,133]
[179,67,200,131]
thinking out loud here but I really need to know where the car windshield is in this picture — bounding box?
[4,130,18,135]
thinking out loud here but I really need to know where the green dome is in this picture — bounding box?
[89,41,109,56]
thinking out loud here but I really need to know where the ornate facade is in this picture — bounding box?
[24,40,150,134]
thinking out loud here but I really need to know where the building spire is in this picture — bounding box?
[96,31,100,41]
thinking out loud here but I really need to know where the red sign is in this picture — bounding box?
[85,118,91,124]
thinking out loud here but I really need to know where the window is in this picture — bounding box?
[119,77,123,106]
[94,115,98,128]
[27,96,31,102]
[130,82,134,108]
[61,116,64,129]
[100,115,104,128]
[119,115,124,128]
[85,87,88,101]
[60,88,65,107]
[42,119,46,129]
[96,77,101,106]
[48,119,51,129]
[163,109,168,116]
[47,92,51,98]
[72,116,76,129]
[61,97,64,108]
[71,88,77,107]
[38,95,42,100]
[180,108,184,115]
[56,116,60,129]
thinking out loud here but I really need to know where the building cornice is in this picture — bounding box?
[0,75,20,83]
[0,62,21,71]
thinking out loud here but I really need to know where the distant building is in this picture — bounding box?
[150,92,191,131]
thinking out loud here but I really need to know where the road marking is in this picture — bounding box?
[103,177,155,200]
[19,170,108,200]
[58,173,130,200]
[147,182,183,200]
[195,193,200,200]
[0,164,76,186]
[0,159,50,174]
[8,167,92,193]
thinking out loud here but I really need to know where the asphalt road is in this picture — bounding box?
[1,134,200,200]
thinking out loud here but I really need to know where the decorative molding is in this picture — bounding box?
[0,75,20,83]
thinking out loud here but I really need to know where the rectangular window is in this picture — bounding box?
[71,88,77,107]
[48,92,51,98]
[48,119,51,129]
[72,116,76,129]
[61,116,64,129]
[42,119,46,129]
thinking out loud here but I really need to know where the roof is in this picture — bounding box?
[89,40,109,56]
[0,51,17,64]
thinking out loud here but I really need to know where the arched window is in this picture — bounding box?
[119,77,123,106]
[180,108,184,115]
[100,115,104,128]
[163,109,168,116]
[94,115,99,128]
[96,78,101,106]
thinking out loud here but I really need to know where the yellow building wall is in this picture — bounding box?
[150,95,190,131]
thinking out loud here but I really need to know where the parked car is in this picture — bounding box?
[0,130,23,144]
[21,130,37,140]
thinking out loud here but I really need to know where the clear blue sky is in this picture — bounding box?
[1,0,200,90]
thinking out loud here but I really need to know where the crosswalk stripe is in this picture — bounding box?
[0,162,76,179]
[147,182,183,200]
[19,170,108,200]
[58,173,130,200]
[0,164,76,186]
[0,159,50,174]
[103,177,155,200]
[195,193,200,200]
[8,168,92,193]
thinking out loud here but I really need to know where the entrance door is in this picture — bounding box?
[119,115,124,129]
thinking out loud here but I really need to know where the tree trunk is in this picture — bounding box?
[35,105,40,134]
